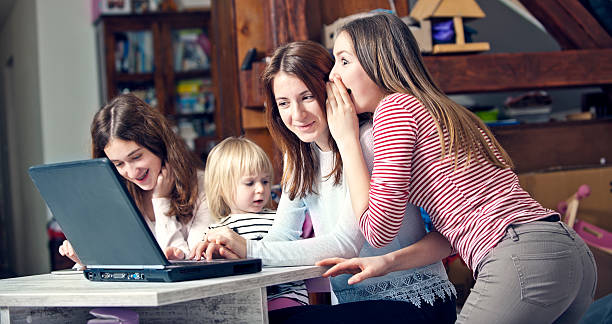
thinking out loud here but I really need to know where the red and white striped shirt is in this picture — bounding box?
[359,93,557,271]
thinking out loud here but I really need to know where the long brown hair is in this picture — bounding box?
[340,13,513,169]
[90,93,203,222]
[262,41,342,200]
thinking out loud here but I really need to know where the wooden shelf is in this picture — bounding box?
[175,70,212,80]
[115,73,155,83]
[172,112,215,119]
[95,10,229,162]
[238,48,612,106]
[491,118,612,173]
[423,49,612,94]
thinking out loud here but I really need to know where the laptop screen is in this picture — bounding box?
[29,158,170,269]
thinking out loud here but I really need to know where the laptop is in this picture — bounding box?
[29,158,261,282]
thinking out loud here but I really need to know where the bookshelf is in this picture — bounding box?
[95,11,223,161]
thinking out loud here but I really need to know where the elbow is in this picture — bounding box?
[365,235,391,249]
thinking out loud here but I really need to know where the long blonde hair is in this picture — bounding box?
[340,13,513,169]
[204,137,274,221]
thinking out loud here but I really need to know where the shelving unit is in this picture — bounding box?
[95,11,225,161]
[215,0,612,174]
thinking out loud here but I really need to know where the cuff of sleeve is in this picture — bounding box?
[246,239,256,259]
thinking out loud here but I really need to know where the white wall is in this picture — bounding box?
[0,0,99,276]
[0,0,46,275]
[37,0,99,163]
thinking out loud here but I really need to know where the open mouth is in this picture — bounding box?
[135,169,149,181]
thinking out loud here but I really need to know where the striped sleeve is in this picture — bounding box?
[359,97,418,248]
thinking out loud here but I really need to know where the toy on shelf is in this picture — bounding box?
[322,11,432,53]
[410,0,490,54]
[558,184,612,255]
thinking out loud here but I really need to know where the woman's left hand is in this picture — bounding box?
[326,76,360,149]
[152,165,174,198]
[316,255,391,285]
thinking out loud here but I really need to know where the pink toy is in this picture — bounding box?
[558,184,612,255]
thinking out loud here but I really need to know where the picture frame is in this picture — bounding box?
[100,0,132,15]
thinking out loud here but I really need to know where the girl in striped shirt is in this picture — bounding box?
[319,13,596,324]
[193,41,456,324]
[202,137,310,310]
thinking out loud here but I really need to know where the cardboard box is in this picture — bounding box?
[518,166,612,232]
[519,166,612,299]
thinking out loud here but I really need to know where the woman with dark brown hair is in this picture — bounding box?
[193,41,456,323]
[59,93,211,265]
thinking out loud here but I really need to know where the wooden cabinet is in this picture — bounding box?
[95,11,240,161]
[214,0,612,174]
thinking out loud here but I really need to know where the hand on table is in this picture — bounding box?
[316,255,391,285]
[189,227,246,261]
[164,246,185,260]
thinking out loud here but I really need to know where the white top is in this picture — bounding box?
[247,121,456,306]
[145,170,211,257]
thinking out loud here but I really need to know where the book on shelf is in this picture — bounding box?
[176,78,215,114]
[115,31,154,73]
[173,28,211,72]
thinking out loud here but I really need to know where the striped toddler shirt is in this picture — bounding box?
[209,210,310,305]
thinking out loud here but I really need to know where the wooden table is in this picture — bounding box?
[0,265,326,324]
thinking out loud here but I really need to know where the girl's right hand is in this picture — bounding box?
[326,76,360,149]
[58,240,83,267]
[152,166,175,199]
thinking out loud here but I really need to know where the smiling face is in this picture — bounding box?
[273,72,331,151]
[104,138,163,191]
[329,32,386,114]
[231,171,271,214]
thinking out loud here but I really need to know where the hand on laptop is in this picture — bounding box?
[58,240,84,268]
[189,227,246,261]
[164,246,185,260]
[152,166,175,198]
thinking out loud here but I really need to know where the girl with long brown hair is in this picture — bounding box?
[193,41,457,323]
[59,93,211,264]
[319,13,596,324]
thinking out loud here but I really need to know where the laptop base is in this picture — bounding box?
[84,259,262,282]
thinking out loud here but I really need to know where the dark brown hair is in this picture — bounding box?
[90,93,203,222]
[340,13,513,169]
[262,41,341,200]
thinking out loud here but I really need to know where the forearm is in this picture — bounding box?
[337,138,370,222]
[152,198,190,255]
[383,231,452,273]
[248,233,362,266]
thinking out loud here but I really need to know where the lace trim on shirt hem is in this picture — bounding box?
[334,271,457,308]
